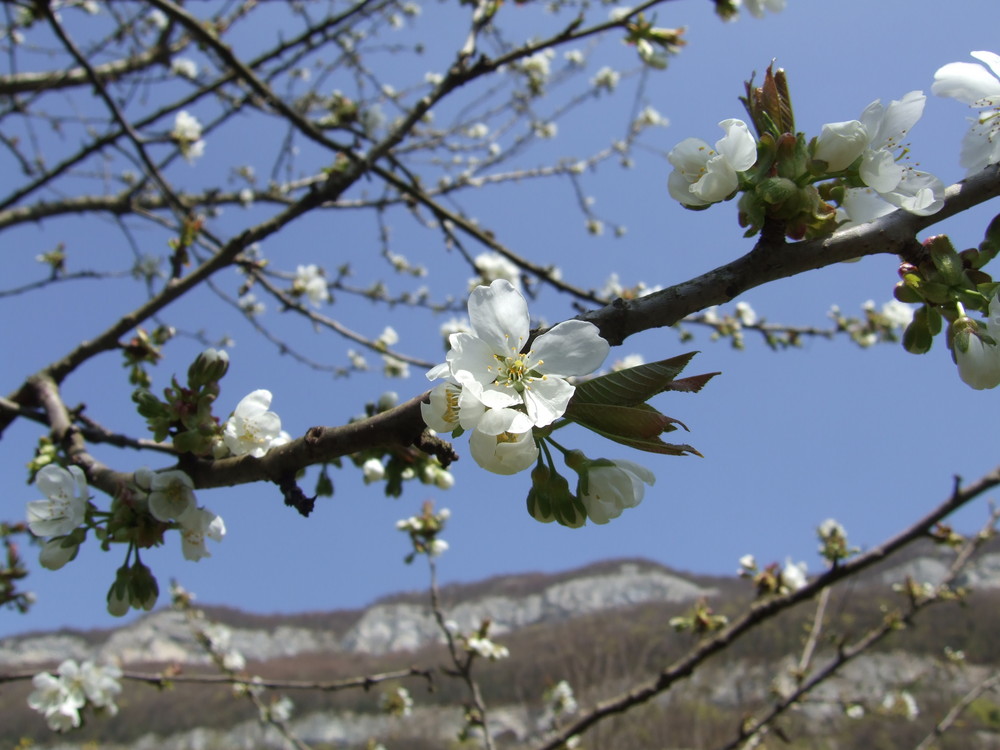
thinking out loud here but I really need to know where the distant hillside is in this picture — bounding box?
[3,545,1000,750]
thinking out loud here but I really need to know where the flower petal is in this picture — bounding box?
[468,279,529,355]
[529,320,609,377]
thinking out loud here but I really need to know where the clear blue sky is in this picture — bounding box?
[3,0,1000,639]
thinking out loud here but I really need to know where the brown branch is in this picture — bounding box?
[0,33,183,96]
[578,165,1000,345]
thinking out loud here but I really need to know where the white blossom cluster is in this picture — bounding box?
[422,280,609,474]
[27,659,122,732]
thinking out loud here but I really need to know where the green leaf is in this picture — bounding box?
[659,372,720,394]
[570,352,699,408]
[978,213,1000,266]
[566,402,686,439]
[587,427,703,457]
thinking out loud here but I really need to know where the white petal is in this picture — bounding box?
[235,389,272,418]
[447,332,498,385]
[529,320,609,376]
[933,61,1000,105]
[880,170,945,216]
[469,429,538,475]
[691,155,739,202]
[972,51,1000,82]
[468,279,529,355]
[715,119,757,171]
[860,148,904,193]
[814,120,869,172]
[522,377,575,427]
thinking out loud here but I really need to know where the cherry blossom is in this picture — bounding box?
[27,464,88,538]
[574,458,655,524]
[668,119,757,207]
[933,51,1000,174]
[439,279,609,430]
[223,390,283,457]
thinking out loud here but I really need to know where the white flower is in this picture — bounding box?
[178,507,225,561]
[882,690,919,721]
[27,669,84,732]
[734,301,757,326]
[377,326,399,347]
[546,680,578,715]
[818,518,845,539]
[39,537,79,570]
[263,695,294,723]
[466,635,510,660]
[741,0,786,17]
[564,49,585,66]
[472,252,521,291]
[383,354,410,378]
[146,469,196,522]
[293,264,330,307]
[75,661,123,713]
[781,558,808,592]
[578,459,655,524]
[437,279,610,430]
[223,390,282,457]
[27,660,121,732]
[845,704,865,719]
[668,119,757,207]
[880,300,915,328]
[27,465,88,538]
[362,458,386,483]
[954,294,1000,389]
[838,187,897,227]
[469,427,539,475]
[591,66,620,92]
[171,110,205,164]
[813,119,869,172]
[635,105,669,129]
[933,51,1000,174]
[856,92,943,215]
[533,121,558,139]
[739,554,757,572]
[170,57,198,79]
[466,122,489,139]
[238,293,264,316]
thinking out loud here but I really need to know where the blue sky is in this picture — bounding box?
[3,0,1000,639]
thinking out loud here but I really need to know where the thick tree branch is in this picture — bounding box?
[579,165,1000,345]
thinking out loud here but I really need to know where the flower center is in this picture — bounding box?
[495,352,543,392]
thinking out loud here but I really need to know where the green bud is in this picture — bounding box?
[130,562,159,611]
[756,177,798,206]
[107,567,131,617]
[893,280,922,304]
[188,348,230,388]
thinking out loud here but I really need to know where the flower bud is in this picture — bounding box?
[188,348,230,387]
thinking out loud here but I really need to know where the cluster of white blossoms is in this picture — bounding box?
[170,110,205,164]
[135,468,226,562]
[292,264,330,307]
[27,659,122,732]
[814,91,944,224]
[933,51,1000,175]
[465,634,511,660]
[422,280,610,474]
